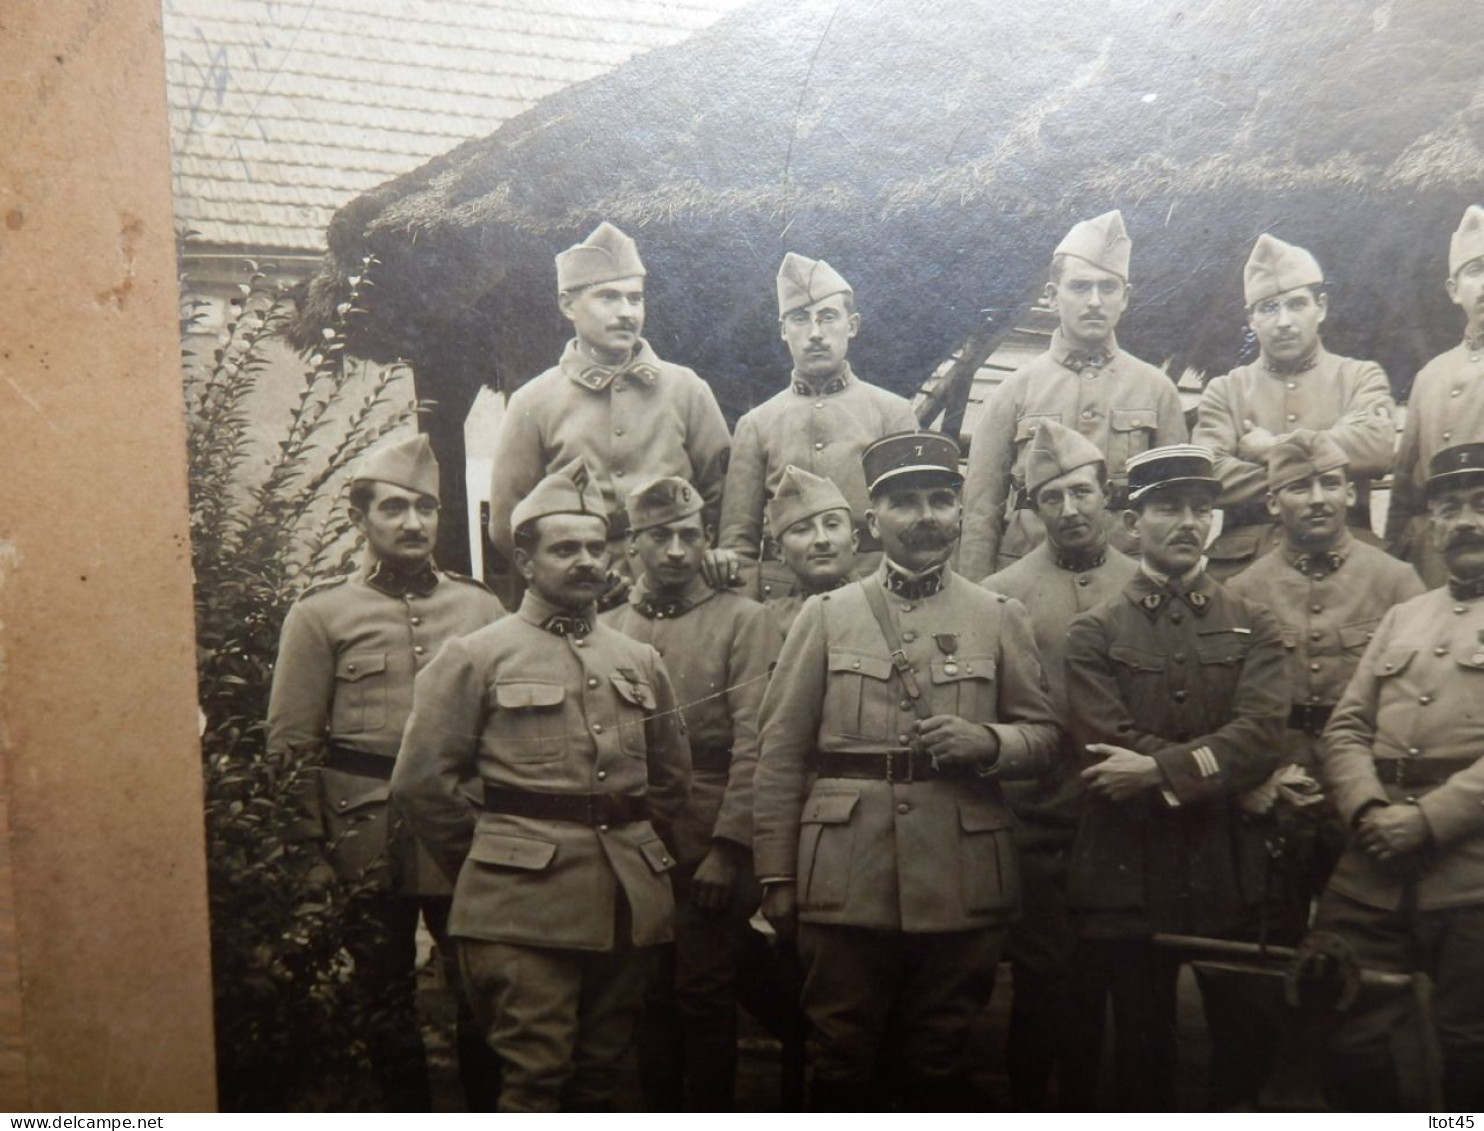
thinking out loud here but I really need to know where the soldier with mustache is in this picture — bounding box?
[980,419,1136,1110]
[753,430,1060,1110]
[1386,206,1484,587]
[1063,444,1289,1111]
[1194,235,1396,580]
[394,459,691,1112]
[486,222,731,594]
[267,434,506,1110]
[1311,442,1484,1112]
[711,254,916,598]
[960,210,1188,579]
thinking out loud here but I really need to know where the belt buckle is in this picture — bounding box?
[885,751,895,784]
[901,747,915,783]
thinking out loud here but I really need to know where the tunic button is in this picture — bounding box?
[1310,630,1322,642]
[588,678,599,689]
[901,603,914,612]
[901,700,913,711]
[1174,690,1188,702]
[1455,606,1468,615]
[1444,432,1453,442]
[1420,695,1433,705]
[1408,747,1421,757]
[597,770,607,781]
[1173,651,1186,663]
[1452,388,1462,398]
[592,724,603,734]
[1436,646,1449,656]
[574,639,586,648]
[898,734,911,746]
[338,799,348,809]
[852,660,861,669]
[598,824,609,833]
[1077,575,1089,586]
[1287,414,1298,423]
[1083,409,1095,420]
[897,803,911,815]
[615,428,625,436]
[1286,381,1297,390]
[410,616,422,626]
[1311,604,1323,614]
[414,645,425,655]
[815,442,825,451]
[902,630,918,642]
[1310,662,1321,672]
[614,469,625,478]
[347,663,356,672]
[815,402,824,410]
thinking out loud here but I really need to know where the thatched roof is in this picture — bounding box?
[293,0,1484,419]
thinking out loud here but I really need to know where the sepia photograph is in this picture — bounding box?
[8,0,1483,1114]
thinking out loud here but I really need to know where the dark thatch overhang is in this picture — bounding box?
[291,0,1484,569]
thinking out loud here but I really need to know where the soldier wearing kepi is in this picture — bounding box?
[762,465,861,638]
[1194,234,1396,580]
[266,433,505,1110]
[712,254,916,597]
[1228,431,1424,925]
[1064,444,1288,1111]
[753,430,1061,1110]
[1386,205,1484,588]
[600,475,783,1111]
[486,221,731,587]
[981,419,1136,1110]
[960,209,1188,579]
[393,459,691,1113]
[1313,442,1484,1112]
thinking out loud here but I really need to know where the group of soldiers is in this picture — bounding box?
[265,203,1484,1112]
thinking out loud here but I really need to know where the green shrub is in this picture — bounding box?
[181,243,420,1109]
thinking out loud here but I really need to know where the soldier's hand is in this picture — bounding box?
[917,714,998,770]
[761,882,798,941]
[1082,743,1163,802]
[1356,803,1430,861]
[692,842,742,911]
[701,548,747,590]
[1237,420,1280,463]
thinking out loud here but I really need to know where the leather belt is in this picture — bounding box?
[325,743,395,781]
[1287,703,1335,736]
[483,785,648,826]
[690,743,734,773]
[1373,758,1476,789]
[815,749,944,782]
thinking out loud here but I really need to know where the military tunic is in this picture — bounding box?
[266,562,505,1109]
[486,339,731,565]
[959,332,1187,579]
[762,571,860,640]
[601,575,784,1110]
[718,366,916,570]
[1228,536,1424,771]
[1384,338,1484,587]
[1192,348,1396,575]
[981,541,1136,1109]
[392,590,692,1112]
[1066,570,1288,933]
[754,563,1059,1094]
[267,565,506,890]
[1314,586,1484,1107]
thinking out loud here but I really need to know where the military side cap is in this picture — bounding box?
[352,433,440,500]
[1053,209,1131,280]
[1449,205,1484,279]
[862,431,963,496]
[1244,234,1323,306]
[555,221,646,292]
[1024,418,1106,500]
[510,458,608,529]
[767,465,852,536]
[625,475,704,533]
[1125,444,1219,504]
[776,253,852,317]
[1266,429,1349,492]
[1426,443,1484,499]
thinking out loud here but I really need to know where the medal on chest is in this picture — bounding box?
[935,632,960,674]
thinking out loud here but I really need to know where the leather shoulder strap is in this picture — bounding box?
[859,580,932,722]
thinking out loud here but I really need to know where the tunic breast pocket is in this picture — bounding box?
[930,655,996,720]
[1108,408,1159,473]
[610,672,657,758]
[1195,630,1250,698]
[1109,643,1167,701]
[826,650,895,739]
[332,651,388,734]
[1339,619,1381,658]
[493,680,569,763]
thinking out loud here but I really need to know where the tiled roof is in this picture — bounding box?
[164,0,751,252]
